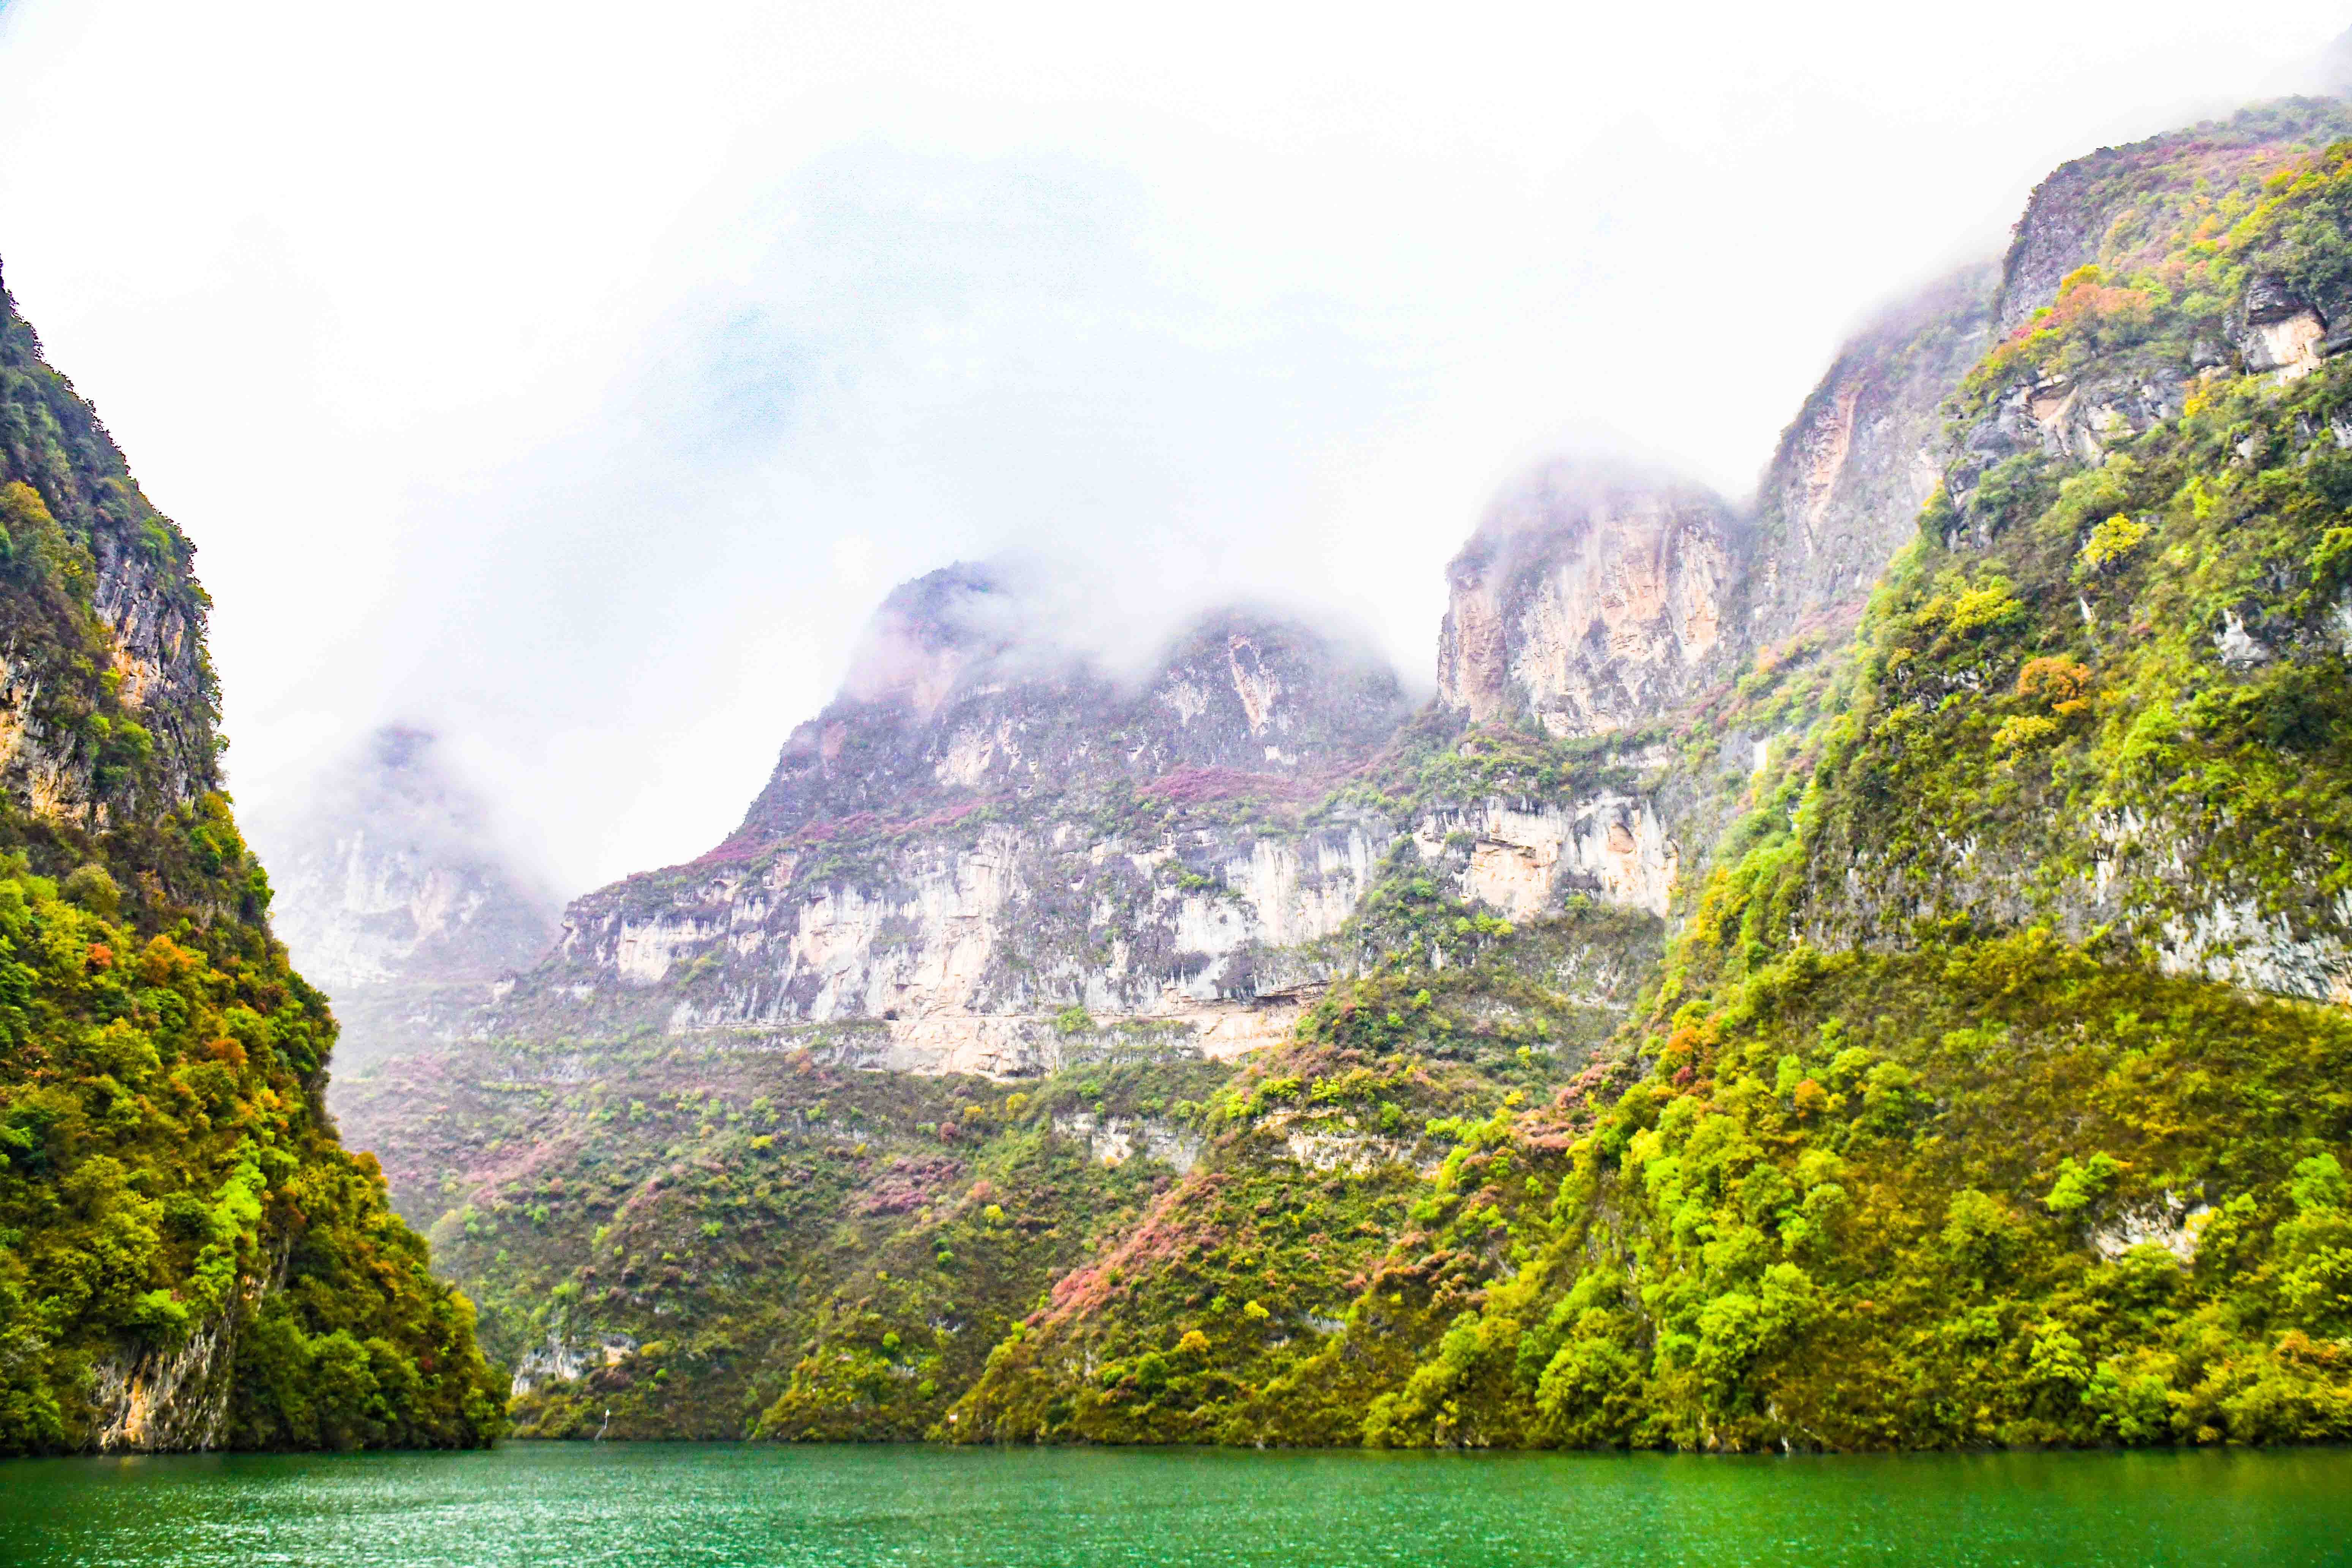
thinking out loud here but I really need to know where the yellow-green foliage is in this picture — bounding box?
[1360,937,2352,1449]
[2078,513,2151,572]
[0,850,506,1452]
[1764,141,2352,965]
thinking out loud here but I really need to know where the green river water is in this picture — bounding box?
[0,1442,2346,1566]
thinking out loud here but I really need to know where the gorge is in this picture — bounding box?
[9,86,2352,1459]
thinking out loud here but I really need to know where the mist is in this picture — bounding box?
[0,0,2344,895]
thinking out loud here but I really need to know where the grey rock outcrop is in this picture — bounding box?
[1743,264,1997,645]
[479,567,1418,1075]
[1435,464,1739,737]
[2236,272,2332,375]
[259,725,560,1073]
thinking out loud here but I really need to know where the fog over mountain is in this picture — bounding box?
[0,1,2347,895]
[251,726,561,1073]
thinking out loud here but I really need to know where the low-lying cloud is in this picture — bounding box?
[0,0,2345,895]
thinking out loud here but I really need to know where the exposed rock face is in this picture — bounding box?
[1434,270,1999,743]
[86,523,212,799]
[339,87,2352,1454]
[533,811,1388,1077]
[1050,1111,1205,1173]
[1944,365,2196,517]
[475,567,1415,1075]
[259,726,560,1075]
[1413,792,1677,920]
[1743,264,1997,646]
[266,727,557,989]
[1435,465,1739,736]
[730,565,1404,846]
[463,539,1733,1081]
[2238,272,2331,377]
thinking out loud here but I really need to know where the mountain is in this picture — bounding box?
[1434,262,1998,751]
[1435,462,1742,736]
[329,94,2352,1450]
[1314,98,2352,1450]
[476,567,1416,1072]
[328,256,1993,1439]
[0,267,505,1454]
[255,724,560,1079]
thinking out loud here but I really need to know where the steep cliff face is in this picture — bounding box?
[1802,111,2352,1005]
[1435,466,1739,737]
[0,267,504,1455]
[1434,266,2000,746]
[1742,264,1999,649]
[390,252,2003,1090]
[258,726,559,1075]
[474,569,1419,1075]
[891,104,2352,1452]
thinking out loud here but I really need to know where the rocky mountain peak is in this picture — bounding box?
[1436,460,1738,736]
[836,560,1029,718]
[727,564,1403,852]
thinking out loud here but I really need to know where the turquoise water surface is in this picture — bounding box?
[1,1441,2347,1567]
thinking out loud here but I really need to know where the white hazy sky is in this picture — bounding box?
[0,1,2343,895]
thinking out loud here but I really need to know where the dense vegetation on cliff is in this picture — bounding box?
[0,275,504,1453]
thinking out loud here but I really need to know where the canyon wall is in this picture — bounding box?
[258,726,560,1077]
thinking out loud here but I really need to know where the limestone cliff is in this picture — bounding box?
[1435,465,1738,737]
[258,725,560,1076]
[0,294,217,831]
[480,569,1412,1074]
[1435,266,2000,745]
[1743,264,1999,648]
